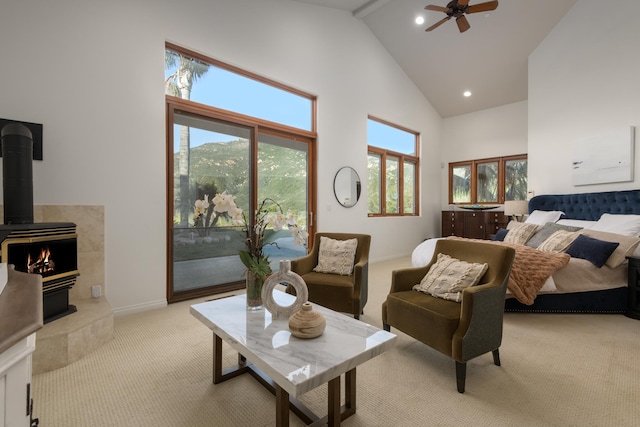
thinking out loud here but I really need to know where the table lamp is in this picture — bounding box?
[504,200,529,222]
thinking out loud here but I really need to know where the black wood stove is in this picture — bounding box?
[1,122,78,323]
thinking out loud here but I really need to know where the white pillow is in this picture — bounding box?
[504,222,539,245]
[590,213,640,237]
[525,210,564,225]
[536,230,580,253]
[556,219,597,229]
[413,253,488,303]
[313,237,358,275]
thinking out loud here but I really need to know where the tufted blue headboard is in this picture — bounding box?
[528,189,640,221]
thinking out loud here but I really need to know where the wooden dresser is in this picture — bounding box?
[441,210,509,240]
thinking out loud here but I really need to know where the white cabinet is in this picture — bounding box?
[0,333,36,427]
[0,264,41,427]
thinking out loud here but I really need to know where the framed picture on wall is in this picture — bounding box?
[572,126,635,186]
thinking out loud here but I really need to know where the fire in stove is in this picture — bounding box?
[1,230,79,323]
[27,246,56,274]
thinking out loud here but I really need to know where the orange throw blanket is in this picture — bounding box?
[447,237,570,305]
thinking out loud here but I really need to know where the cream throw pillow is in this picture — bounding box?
[580,229,640,268]
[536,230,580,253]
[313,236,358,275]
[504,222,539,245]
[413,253,488,303]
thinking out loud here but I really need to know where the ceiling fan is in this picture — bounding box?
[425,0,499,33]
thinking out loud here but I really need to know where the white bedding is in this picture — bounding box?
[410,237,627,296]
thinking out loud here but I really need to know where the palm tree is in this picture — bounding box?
[165,50,209,227]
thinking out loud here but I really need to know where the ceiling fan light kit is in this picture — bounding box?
[425,0,498,33]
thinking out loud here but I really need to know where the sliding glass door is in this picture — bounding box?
[170,110,252,299]
[167,103,313,302]
[257,132,309,271]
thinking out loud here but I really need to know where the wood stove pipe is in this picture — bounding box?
[1,122,34,224]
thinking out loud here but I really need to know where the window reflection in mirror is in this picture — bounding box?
[334,167,361,208]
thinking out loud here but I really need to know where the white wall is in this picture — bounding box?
[441,101,528,207]
[0,0,441,313]
[528,0,640,195]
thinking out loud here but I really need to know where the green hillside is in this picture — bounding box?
[173,139,307,216]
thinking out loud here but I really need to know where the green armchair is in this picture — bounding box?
[382,239,515,393]
[287,232,371,319]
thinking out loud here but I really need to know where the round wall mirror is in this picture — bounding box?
[333,167,361,208]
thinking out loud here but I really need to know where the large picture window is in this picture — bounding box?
[165,43,316,303]
[449,154,527,204]
[367,117,419,216]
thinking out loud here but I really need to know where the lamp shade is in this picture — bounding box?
[504,200,529,217]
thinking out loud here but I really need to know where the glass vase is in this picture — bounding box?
[245,270,264,311]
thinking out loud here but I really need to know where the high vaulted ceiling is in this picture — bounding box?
[292,0,577,117]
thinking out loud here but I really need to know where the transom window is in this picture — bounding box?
[367,116,419,216]
[449,154,527,204]
[165,43,313,131]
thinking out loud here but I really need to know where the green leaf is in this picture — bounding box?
[239,251,272,281]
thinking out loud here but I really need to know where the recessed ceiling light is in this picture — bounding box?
[415,16,425,25]
[463,91,472,97]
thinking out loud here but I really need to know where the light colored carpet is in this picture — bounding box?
[33,257,640,426]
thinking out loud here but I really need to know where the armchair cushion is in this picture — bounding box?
[413,253,488,303]
[313,236,358,275]
[385,290,461,355]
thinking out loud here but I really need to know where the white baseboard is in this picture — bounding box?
[112,299,167,317]
[370,253,412,264]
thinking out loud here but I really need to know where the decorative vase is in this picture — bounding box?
[288,302,326,339]
[262,260,308,319]
[245,270,264,311]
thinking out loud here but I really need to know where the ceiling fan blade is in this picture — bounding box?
[458,0,470,7]
[425,5,450,13]
[467,1,499,13]
[456,15,471,33]
[425,16,451,32]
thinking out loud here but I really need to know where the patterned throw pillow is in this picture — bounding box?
[504,222,539,245]
[525,222,583,248]
[313,236,358,275]
[413,253,488,303]
[536,230,580,253]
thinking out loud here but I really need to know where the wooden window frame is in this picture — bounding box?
[367,116,420,217]
[448,154,527,205]
[165,43,318,303]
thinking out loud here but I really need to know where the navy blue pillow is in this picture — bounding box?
[565,234,619,268]
[493,228,508,241]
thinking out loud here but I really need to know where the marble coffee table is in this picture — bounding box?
[190,291,396,427]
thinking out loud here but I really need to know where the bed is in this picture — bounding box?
[413,189,640,313]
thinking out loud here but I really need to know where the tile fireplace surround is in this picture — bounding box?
[0,204,113,374]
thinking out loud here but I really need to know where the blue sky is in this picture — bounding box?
[167,53,417,154]
[167,59,311,151]
[367,119,417,155]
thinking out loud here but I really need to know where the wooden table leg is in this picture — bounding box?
[212,333,223,384]
[327,376,341,426]
[212,333,249,384]
[344,368,356,417]
[212,332,357,426]
[276,384,290,427]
